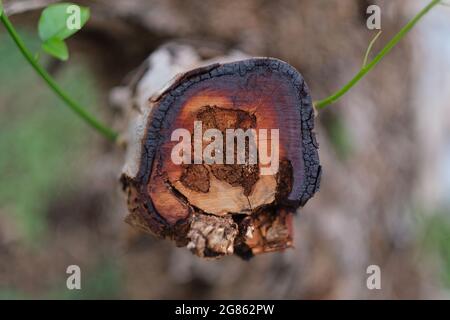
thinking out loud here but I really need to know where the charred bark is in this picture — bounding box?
[121,57,321,258]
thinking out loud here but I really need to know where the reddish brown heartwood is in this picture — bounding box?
[121,58,321,259]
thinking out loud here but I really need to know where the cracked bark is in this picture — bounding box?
[119,45,320,259]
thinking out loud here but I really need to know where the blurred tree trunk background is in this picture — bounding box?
[1,0,450,299]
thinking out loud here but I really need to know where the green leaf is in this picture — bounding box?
[38,3,90,42]
[0,0,4,17]
[41,37,69,61]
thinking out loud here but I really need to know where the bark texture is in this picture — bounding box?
[121,55,320,258]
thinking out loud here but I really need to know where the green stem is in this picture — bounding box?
[314,0,441,111]
[0,13,118,142]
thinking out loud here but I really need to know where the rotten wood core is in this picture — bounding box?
[121,58,321,259]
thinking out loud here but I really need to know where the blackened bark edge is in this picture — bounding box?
[121,57,321,253]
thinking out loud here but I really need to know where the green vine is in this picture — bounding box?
[0,2,118,142]
[0,0,443,138]
[314,0,441,111]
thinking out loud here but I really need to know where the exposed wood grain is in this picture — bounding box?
[121,57,321,258]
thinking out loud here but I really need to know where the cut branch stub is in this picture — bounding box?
[121,58,321,259]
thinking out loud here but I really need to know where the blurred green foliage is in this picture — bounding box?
[421,210,450,288]
[0,289,26,299]
[0,260,122,299]
[0,28,98,243]
[322,112,353,161]
[0,28,123,299]
[50,260,122,300]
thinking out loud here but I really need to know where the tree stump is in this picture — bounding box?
[119,44,321,259]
